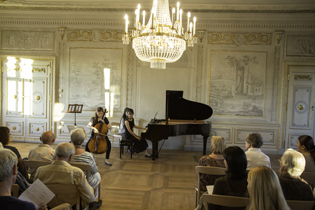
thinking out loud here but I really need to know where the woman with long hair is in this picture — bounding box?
[247,166,290,210]
[119,107,129,139]
[124,108,150,157]
[197,146,248,210]
[86,107,112,166]
[296,135,315,172]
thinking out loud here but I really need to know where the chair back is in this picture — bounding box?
[46,184,80,210]
[23,160,51,168]
[203,194,249,210]
[70,162,91,181]
[195,166,226,203]
[286,200,315,210]
[300,172,315,188]
[11,184,19,198]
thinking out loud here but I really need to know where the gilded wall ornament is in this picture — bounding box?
[67,30,123,42]
[207,32,272,46]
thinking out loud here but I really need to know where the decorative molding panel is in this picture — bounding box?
[271,46,280,122]
[126,44,134,108]
[29,123,46,136]
[67,30,123,42]
[207,32,272,46]
[6,121,23,136]
[294,74,313,81]
[1,30,55,51]
[211,128,232,144]
[286,35,315,57]
[195,45,203,102]
[235,129,276,145]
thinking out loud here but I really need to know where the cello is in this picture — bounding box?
[88,121,108,154]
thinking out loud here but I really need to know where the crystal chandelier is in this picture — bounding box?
[122,0,197,69]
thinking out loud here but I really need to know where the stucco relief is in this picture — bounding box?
[67,30,123,42]
[69,48,122,112]
[1,31,54,51]
[208,33,272,46]
[208,51,267,117]
[286,35,315,57]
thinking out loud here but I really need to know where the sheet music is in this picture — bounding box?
[206,185,214,195]
[19,179,55,208]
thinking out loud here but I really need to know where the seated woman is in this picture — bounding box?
[70,128,101,190]
[245,133,271,170]
[247,166,290,210]
[196,136,226,191]
[278,148,313,201]
[296,135,315,172]
[197,146,248,210]
[124,108,150,157]
[119,107,130,139]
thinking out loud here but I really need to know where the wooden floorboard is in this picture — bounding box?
[10,142,281,210]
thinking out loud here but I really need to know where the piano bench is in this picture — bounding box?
[120,139,134,159]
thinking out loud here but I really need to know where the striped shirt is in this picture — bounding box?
[72,152,101,188]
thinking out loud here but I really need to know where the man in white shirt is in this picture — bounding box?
[245,133,271,170]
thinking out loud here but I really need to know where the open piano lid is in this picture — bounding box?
[166,90,213,121]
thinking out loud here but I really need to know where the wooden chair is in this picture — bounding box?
[301,172,315,188]
[23,160,51,179]
[46,184,81,210]
[195,166,226,208]
[11,184,19,198]
[71,162,101,201]
[203,194,249,210]
[286,200,315,210]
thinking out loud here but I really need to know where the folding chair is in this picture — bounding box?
[286,200,315,210]
[203,194,249,210]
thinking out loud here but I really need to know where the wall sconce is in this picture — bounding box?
[275,30,284,44]
[58,27,66,40]
[197,29,206,43]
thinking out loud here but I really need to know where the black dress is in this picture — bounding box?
[124,118,148,153]
[85,116,112,159]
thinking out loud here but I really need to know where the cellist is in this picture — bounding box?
[85,107,112,166]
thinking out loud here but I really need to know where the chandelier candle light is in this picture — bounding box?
[122,0,197,69]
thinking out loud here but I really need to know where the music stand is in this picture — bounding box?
[66,104,83,126]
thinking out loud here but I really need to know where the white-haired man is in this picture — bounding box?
[34,142,102,210]
[0,148,38,210]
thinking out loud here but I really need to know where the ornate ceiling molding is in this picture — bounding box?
[0,1,315,13]
[1,18,314,29]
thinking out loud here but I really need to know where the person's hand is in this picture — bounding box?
[107,124,112,129]
[136,136,141,141]
[94,128,99,133]
[37,205,47,210]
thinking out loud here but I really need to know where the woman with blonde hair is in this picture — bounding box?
[278,148,313,200]
[196,136,226,191]
[247,166,290,210]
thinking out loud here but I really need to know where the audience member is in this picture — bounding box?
[34,142,102,210]
[296,135,315,172]
[247,166,290,210]
[197,146,248,210]
[70,128,101,190]
[196,136,226,191]
[28,131,56,178]
[0,126,27,177]
[278,148,313,201]
[245,133,271,170]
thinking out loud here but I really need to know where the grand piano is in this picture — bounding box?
[141,90,213,161]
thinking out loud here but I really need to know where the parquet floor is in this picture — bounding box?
[11,142,281,210]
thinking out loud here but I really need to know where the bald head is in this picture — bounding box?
[40,131,55,145]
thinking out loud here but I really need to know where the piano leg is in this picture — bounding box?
[151,141,159,161]
[203,135,209,155]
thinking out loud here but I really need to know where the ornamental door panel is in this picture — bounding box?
[1,57,53,142]
[285,66,315,150]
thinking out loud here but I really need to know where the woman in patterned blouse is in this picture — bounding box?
[197,136,226,191]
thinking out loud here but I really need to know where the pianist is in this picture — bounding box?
[124,109,151,157]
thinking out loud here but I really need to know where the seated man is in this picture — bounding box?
[34,143,102,210]
[28,131,56,178]
[245,133,271,170]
